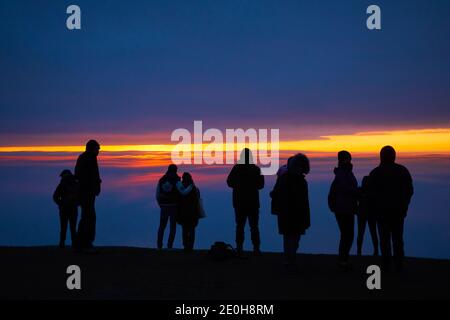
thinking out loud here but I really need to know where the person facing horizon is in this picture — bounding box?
[176,172,201,252]
[52,169,79,248]
[270,153,311,273]
[328,150,358,269]
[357,175,379,256]
[156,164,192,250]
[227,148,264,255]
[75,139,101,251]
[368,146,413,272]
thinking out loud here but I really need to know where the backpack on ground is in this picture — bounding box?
[207,241,236,261]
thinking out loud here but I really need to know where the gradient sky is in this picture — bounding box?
[1,0,450,145]
[1,1,450,258]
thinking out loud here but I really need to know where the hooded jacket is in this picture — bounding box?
[227,149,264,210]
[270,169,311,235]
[328,165,358,215]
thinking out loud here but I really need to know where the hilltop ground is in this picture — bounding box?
[1,246,449,300]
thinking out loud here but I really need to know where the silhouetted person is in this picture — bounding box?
[177,172,201,252]
[270,153,311,272]
[53,169,79,248]
[356,175,379,256]
[156,164,192,250]
[368,146,413,272]
[227,148,264,255]
[75,140,101,250]
[328,151,358,269]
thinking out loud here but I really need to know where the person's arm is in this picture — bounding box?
[403,167,414,205]
[256,169,264,190]
[53,184,62,206]
[155,183,161,202]
[226,166,236,188]
[176,181,193,196]
[328,179,337,213]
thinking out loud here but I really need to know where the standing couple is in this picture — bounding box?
[156,164,203,252]
[53,140,102,251]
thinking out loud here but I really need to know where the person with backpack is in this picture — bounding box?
[356,175,379,256]
[156,164,193,250]
[177,172,201,252]
[53,169,79,248]
[270,153,311,273]
[227,148,265,256]
[328,151,358,269]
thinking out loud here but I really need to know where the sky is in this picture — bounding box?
[0,1,450,258]
[1,0,450,146]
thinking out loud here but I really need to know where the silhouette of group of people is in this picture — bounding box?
[327,147,413,272]
[53,140,414,273]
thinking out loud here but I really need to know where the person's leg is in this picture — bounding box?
[392,215,405,271]
[283,234,301,268]
[190,226,196,250]
[234,209,247,252]
[68,207,78,246]
[356,214,366,255]
[86,196,96,247]
[157,207,170,249]
[77,195,93,249]
[368,216,379,256]
[378,217,393,271]
[182,226,188,249]
[167,206,177,249]
[248,209,261,252]
[59,210,68,247]
[335,213,354,263]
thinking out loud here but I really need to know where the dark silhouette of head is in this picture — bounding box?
[238,148,254,165]
[59,169,73,178]
[86,140,100,156]
[167,164,178,175]
[182,172,194,185]
[380,145,396,164]
[337,150,352,166]
[288,153,310,175]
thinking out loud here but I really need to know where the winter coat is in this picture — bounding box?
[368,163,414,218]
[328,166,358,215]
[177,186,200,228]
[75,152,101,197]
[270,171,311,235]
[227,164,264,209]
[53,174,79,208]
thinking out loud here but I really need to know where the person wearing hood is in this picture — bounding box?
[156,164,193,250]
[53,169,79,248]
[227,148,265,255]
[368,146,413,272]
[176,172,201,252]
[328,150,358,269]
[270,153,311,272]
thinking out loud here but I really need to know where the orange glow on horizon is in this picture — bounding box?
[0,128,449,155]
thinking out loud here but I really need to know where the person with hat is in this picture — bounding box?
[53,169,79,248]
